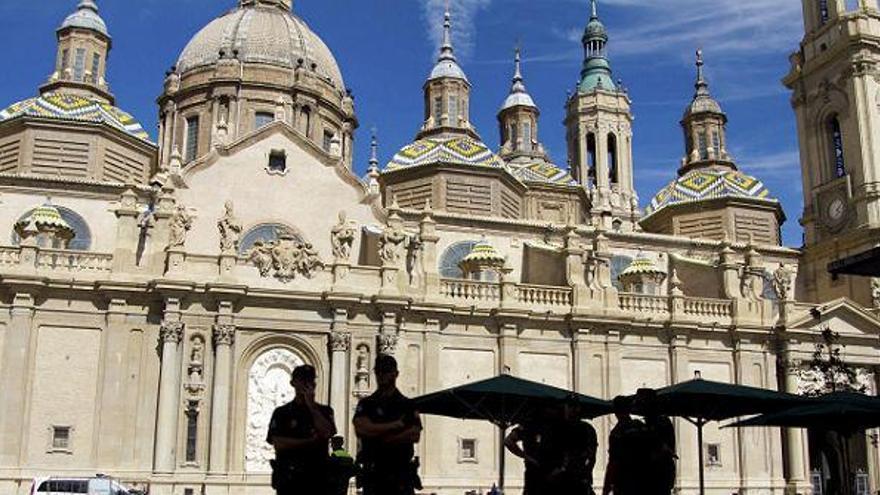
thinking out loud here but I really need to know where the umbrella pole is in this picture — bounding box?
[499,423,507,494]
[697,420,706,495]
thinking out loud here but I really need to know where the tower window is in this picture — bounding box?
[522,122,532,149]
[819,0,830,23]
[90,54,101,83]
[698,132,709,160]
[255,112,274,130]
[712,129,721,155]
[829,116,846,178]
[299,107,311,136]
[323,130,334,153]
[586,133,597,187]
[185,116,200,163]
[73,48,86,82]
[448,96,459,124]
[60,49,69,73]
[608,133,619,184]
[433,96,443,125]
[509,123,518,150]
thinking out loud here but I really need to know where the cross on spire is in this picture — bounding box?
[695,49,710,96]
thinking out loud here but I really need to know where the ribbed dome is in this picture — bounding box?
[60,0,108,37]
[176,3,345,90]
[645,168,775,217]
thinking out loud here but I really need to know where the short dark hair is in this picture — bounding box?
[612,395,633,412]
[291,364,317,382]
[374,354,398,373]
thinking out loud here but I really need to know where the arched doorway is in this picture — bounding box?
[244,347,306,472]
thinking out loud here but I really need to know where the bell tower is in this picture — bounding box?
[785,0,880,306]
[565,0,638,229]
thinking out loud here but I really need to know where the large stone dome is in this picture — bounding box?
[176,2,345,90]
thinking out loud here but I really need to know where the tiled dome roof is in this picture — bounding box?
[0,93,151,142]
[645,168,775,217]
[176,4,345,89]
[506,160,576,186]
[386,137,505,172]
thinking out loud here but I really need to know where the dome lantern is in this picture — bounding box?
[458,238,508,282]
[680,50,732,173]
[618,253,666,295]
[578,0,616,93]
[239,0,293,10]
[15,204,76,249]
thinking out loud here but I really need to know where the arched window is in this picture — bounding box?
[299,107,312,137]
[698,131,709,160]
[255,112,274,130]
[439,241,477,279]
[509,123,519,150]
[239,224,301,255]
[586,133,598,187]
[448,95,459,124]
[607,133,619,184]
[12,206,92,251]
[522,122,532,149]
[185,116,200,163]
[828,116,847,178]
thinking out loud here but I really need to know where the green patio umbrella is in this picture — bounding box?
[725,392,880,495]
[414,373,611,494]
[630,374,808,495]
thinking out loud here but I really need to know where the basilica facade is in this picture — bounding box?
[0,0,879,494]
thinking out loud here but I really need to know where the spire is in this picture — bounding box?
[369,131,380,172]
[695,49,710,96]
[500,45,536,111]
[439,3,456,63]
[578,0,615,92]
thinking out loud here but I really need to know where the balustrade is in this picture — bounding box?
[619,293,670,314]
[683,297,733,319]
[0,247,20,267]
[440,279,501,302]
[35,249,113,273]
[517,284,573,307]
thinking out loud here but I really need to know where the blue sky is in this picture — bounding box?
[0,0,806,246]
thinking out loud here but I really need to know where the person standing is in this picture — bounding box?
[505,407,554,495]
[354,355,423,495]
[602,396,646,495]
[328,435,356,495]
[635,388,677,495]
[266,364,336,495]
[545,397,599,495]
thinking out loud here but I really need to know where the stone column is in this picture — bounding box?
[151,187,176,275]
[419,207,440,301]
[329,324,351,432]
[208,323,235,474]
[781,347,810,494]
[670,334,694,490]
[154,320,184,473]
[0,292,35,467]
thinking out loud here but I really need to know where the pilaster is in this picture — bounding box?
[208,300,235,475]
[154,299,184,474]
[329,309,351,432]
[113,188,140,273]
[96,299,131,466]
[0,292,35,466]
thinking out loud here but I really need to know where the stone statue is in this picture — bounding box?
[218,201,243,254]
[379,224,407,265]
[869,278,880,309]
[247,241,273,277]
[331,210,357,261]
[168,205,192,250]
[741,269,763,302]
[773,264,795,301]
[355,344,370,394]
[190,338,204,366]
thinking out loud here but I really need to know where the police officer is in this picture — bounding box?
[602,396,646,495]
[545,398,598,495]
[353,354,422,495]
[266,364,336,495]
[504,407,553,495]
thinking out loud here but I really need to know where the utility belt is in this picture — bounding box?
[270,459,329,492]
[356,457,422,492]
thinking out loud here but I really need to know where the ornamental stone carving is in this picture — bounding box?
[378,332,398,356]
[213,324,236,346]
[218,201,243,254]
[159,321,184,344]
[246,234,324,281]
[245,348,305,472]
[379,224,407,265]
[168,205,193,250]
[354,344,371,395]
[329,331,351,352]
[331,210,357,262]
[185,336,206,395]
[773,264,795,301]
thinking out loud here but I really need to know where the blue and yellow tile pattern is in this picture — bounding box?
[0,93,152,142]
[646,168,774,216]
[386,137,505,172]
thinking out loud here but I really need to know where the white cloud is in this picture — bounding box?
[421,0,492,59]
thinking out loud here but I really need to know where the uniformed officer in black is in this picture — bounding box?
[266,364,337,495]
[353,354,422,495]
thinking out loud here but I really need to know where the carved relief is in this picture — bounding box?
[213,324,235,347]
[245,348,305,472]
[159,321,184,344]
[168,205,193,250]
[330,211,357,262]
[378,332,398,356]
[218,201,243,254]
[246,234,324,281]
[871,278,880,309]
[329,331,351,352]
